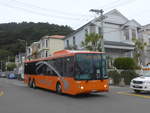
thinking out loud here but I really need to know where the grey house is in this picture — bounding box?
[64,9,141,59]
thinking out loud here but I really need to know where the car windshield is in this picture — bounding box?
[75,53,108,80]
[142,71,150,77]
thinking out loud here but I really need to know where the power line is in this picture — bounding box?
[9,0,91,17]
[7,0,93,21]
[103,0,137,10]
[0,1,89,21]
[98,0,123,9]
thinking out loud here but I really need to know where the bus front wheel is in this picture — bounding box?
[56,83,62,94]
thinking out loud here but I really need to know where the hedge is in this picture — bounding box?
[113,57,136,70]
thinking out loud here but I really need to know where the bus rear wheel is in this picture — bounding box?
[28,79,32,88]
[32,80,36,89]
[56,83,62,94]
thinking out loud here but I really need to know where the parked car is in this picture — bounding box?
[130,70,150,93]
[8,73,17,79]
[0,72,6,78]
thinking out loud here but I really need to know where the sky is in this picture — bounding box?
[0,0,150,29]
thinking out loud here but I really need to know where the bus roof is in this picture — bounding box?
[25,50,104,63]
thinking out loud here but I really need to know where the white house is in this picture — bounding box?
[64,9,141,59]
[38,35,65,58]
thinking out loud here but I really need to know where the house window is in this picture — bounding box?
[98,27,102,35]
[28,48,31,55]
[28,48,31,54]
[67,40,69,48]
[85,29,88,34]
[46,39,48,48]
[73,36,76,46]
[41,51,44,58]
[40,41,42,49]
[89,25,96,33]
[124,28,129,40]
[132,29,136,38]
[45,51,48,57]
[42,40,45,48]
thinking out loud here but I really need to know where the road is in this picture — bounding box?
[0,78,150,113]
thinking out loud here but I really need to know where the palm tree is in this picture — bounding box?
[81,33,102,51]
[132,37,147,65]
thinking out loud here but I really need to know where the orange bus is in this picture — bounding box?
[24,50,109,95]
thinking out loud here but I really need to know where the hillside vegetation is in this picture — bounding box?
[0,22,74,61]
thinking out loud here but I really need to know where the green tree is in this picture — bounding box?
[0,49,12,61]
[6,62,16,71]
[81,33,102,51]
[0,22,74,61]
[132,37,147,65]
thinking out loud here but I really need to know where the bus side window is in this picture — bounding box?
[63,57,74,77]
[26,62,37,75]
[46,60,57,76]
[54,59,63,76]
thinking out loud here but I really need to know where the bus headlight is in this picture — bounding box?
[80,86,84,90]
[104,85,107,88]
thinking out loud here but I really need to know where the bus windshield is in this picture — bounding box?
[75,53,108,80]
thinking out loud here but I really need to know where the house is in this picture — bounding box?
[64,9,141,59]
[26,42,40,60]
[139,24,150,65]
[38,35,65,58]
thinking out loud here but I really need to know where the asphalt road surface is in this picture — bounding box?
[0,78,150,113]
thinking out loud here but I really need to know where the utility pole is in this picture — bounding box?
[17,39,28,59]
[0,60,2,72]
[90,9,105,52]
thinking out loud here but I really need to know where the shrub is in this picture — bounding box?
[120,70,138,85]
[113,57,136,70]
[108,70,121,85]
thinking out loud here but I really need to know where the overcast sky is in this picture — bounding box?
[0,0,149,29]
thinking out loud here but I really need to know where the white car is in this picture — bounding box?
[130,71,150,93]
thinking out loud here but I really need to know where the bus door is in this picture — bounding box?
[61,57,75,93]
[36,62,50,88]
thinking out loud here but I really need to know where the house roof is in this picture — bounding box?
[64,9,141,40]
[64,21,92,39]
[104,9,129,21]
[104,41,135,47]
[64,9,137,39]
